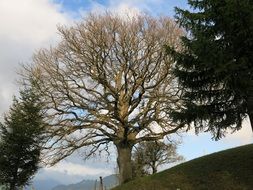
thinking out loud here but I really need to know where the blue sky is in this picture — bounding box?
[0,0,252,187]
[53,0,190,18]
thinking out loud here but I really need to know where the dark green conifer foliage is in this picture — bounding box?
[168,0,253,139]
[0,87,44,190]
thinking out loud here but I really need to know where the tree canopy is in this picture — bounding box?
[132,141,184,175]
[23,13,184,183]
[0,87,44,190]
[168,0,253,139]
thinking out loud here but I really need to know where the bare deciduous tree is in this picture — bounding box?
[23,13,183,184]
[132,141,184,175]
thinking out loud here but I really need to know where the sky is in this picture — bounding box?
[0,0,252,187]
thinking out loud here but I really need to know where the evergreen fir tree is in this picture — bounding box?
[168,0,253,139]
[0,86,44,190]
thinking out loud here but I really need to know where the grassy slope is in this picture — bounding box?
[113,144,253,190]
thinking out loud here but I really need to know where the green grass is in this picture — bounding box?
[113,144,253,190]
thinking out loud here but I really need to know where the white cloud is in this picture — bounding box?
[0,0,70,117]
[222,118,253,145]
[83,0,178,17]
[79,1,141,19]
[45,161,111,176]
[184,118,252,145]
[35,158,114,184]
[108,3,141,18]
[0,0,70,46]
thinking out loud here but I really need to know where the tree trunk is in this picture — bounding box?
[116,142,133,184]
[151,165,157,174]
[150,161,157,174]
[247,92,253,131]
[248,109,253,132]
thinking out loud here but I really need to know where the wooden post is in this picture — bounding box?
[99,176,103,190]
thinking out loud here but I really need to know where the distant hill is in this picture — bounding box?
[33,179,60,190]
[52,174,118,190]
[113,144,253,190]
[25,179,60,190]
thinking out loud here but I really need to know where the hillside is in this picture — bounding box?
[113,144,253,190]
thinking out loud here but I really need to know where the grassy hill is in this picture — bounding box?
[113,144,253,190]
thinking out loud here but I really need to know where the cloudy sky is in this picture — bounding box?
[0,0,252,186]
